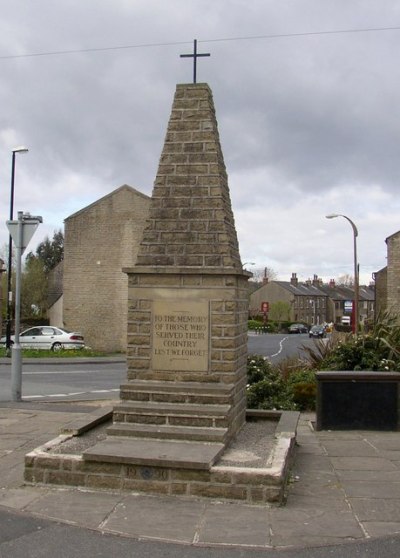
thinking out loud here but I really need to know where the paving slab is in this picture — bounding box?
[362,521,400,538]
[290,454,334,473]
[341,480,400,499]
[288,472,345,499]
[330,456,399,471]
[335,468,400,482]
[321,439,381,457]
[25,489,123,529]
[0,487,46,510]
[348,497,400,522]
[197,502,271,547]
[103,494,206,543]
[269,508,364,548]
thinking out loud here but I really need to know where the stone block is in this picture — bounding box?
[171,469,210,482]
[46,471,85,486]
[35,456,62,470]
[122,478,170,494]
[86,475,123,490]
[24,468,44,483]
[190,483,247,500]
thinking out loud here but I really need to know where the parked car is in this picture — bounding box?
[0,326,85,351]
[288,323,308,334]
[309,325,326,338]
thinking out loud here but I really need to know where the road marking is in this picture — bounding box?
[22,369,121,375]
[22,388,120,400]
[270,336,289,358]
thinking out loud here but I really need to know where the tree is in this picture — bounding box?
[26,229,64,274]
[21,256,47,318]
[269,301,291,323]
[248,267,278,293]
[336,273,354,287]
[22,230,64,319]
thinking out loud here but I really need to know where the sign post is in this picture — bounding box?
[6,212,42,401]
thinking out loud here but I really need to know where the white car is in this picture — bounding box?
[1,326,85,351]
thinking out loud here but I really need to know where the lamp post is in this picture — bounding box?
[326,213,359,334]
[6,147,29,355]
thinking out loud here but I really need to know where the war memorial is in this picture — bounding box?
[24,79,298,504]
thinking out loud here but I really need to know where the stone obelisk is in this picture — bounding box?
[88,83,250,470]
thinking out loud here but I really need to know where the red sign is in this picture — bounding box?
[261,301,269,313]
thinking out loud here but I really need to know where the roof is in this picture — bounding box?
[274,281,327,297]
[64,185,150,221]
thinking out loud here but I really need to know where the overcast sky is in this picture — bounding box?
[1,0,399,284]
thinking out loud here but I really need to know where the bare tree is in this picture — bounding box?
[249,266,278,284]
[336,273,354,287]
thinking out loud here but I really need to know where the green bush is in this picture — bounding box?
[248,319,263,330]
[291,382,317,411]
[246,354,315,411]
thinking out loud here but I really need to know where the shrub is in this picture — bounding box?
[246,354,316,411]
[248,319,263,330]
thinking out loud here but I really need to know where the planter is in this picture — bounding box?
[316,371,400,431]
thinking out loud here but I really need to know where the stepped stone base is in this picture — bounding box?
[24,409,299,505]
[83,437,225,470]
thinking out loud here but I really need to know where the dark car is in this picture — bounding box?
[288,323,308,334]
[309,325,326,338]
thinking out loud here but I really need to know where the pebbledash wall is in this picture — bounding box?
[63,185,150,352]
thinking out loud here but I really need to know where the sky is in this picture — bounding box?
[1,0,399,285]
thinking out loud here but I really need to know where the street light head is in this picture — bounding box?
[12,146,29,154]
[325,214,339,219]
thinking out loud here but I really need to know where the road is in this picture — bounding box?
[248,332,323,362]
[0,334,322,402]
[0,359,126,402]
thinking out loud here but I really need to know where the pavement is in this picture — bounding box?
[1,401,400,554]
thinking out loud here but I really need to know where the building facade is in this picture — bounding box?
[62,185,150,352]
[250,273,375,327]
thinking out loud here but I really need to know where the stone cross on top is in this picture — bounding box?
[180,39,210,83]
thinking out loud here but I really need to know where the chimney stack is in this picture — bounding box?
[290,272,298,286]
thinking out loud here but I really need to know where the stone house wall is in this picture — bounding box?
[386,231,400,316]
[63,185,150,352]
[249,283,293,319]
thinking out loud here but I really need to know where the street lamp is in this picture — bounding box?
[6,147,29,355]
[326,213,359,334]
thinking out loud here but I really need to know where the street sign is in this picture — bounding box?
[6,219,40,254]
[344,300,353,313]
[261,301,269,313]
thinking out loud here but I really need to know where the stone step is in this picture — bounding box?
[106,422,229,443]
[119,380,235,405]
[83,436,225,470]
[113,401,231,428]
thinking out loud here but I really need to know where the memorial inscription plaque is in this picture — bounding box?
[152,300,209,372]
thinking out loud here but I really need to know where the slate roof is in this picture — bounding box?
[274,281,327,297]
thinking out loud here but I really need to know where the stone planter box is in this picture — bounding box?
[316,371,400,431]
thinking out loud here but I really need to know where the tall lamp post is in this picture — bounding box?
[6,147,29,355]
[326,213,359,334]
